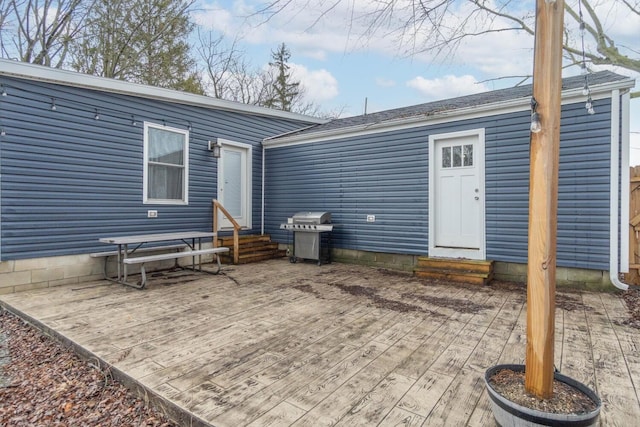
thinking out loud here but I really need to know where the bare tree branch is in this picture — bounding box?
[0,0,92,67]
[254,1,639,78]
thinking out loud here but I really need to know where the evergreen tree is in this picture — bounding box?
[264,43,299,111]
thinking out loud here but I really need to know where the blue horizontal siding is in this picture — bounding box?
[0,76,314,260]
[265,127,430,254]
[266,99,614,270]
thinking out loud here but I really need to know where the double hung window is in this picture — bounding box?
[143,122,189,204]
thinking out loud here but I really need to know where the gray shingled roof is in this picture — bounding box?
[271,71,630,139]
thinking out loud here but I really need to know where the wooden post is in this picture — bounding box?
[525,0,564,399]
[212,200,219,248]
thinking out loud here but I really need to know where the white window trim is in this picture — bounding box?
[143,121,189,205]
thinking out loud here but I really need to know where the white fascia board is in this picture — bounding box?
[263,78,636,149]
[0,59,326,124]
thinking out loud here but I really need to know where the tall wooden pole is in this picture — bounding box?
[525,0,565,399]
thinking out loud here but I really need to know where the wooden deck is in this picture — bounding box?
[1,260,639,426]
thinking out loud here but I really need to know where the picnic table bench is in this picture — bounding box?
[94,231,228,289]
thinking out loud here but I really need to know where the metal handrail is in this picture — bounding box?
[212,199,241,264]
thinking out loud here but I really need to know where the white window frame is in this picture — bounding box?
[143,122,189,205]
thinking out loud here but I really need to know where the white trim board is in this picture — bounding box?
[0,59,326,124]
[263,83,635,149]
[428,128,486,260]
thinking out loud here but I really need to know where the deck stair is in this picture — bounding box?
[216,234,285,264]
[414,257,494,285]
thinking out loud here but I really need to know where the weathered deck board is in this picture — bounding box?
[581,292,640,425]
[379,407,426,426]
[1,260,638,427]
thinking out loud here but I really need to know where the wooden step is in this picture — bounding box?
[414,257,494,285]
[217,234,272,246]
[220,242,280,256]
[216,234,285,264]
[416,257,493,274]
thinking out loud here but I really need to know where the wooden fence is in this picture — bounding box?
[626,166,640,284]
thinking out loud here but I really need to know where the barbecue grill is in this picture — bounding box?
[280,211,333,265]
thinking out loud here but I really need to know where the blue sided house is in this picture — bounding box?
[0,59,635,292]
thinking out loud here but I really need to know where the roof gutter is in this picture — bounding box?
[0,59,325,124]
[609,89,630,291]
[263,78,636,148]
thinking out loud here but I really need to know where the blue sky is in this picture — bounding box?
[192,0,640,162]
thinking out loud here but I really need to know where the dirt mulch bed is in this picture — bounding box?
[488,368,598,414]
[0,310,178,427]
[620,288,640,328]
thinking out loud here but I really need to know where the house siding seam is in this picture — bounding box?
[265,99,613,271]
[0,77,315,260]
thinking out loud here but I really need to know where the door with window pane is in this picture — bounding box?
[217,143,250,229]
[434,135,481,250]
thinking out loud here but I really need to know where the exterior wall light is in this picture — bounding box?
[530,97,542,134]
[208,139,222,158]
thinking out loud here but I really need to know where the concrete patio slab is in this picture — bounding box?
[1,259,638,426]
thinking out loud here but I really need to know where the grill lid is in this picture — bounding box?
[291,211,331,224]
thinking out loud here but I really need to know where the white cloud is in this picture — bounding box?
[376,77,396,87]
[301,49,327,61]
[192,0,416,61]
[289,63,339,103]
[406,75,489,100]
[589,0,640,39]
[194,0,637,80]
[193,3,235,33]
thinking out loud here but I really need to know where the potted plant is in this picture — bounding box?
[484,1,601,424]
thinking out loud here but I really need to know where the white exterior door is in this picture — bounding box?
[217,140,251,229]
[429,129,485,259]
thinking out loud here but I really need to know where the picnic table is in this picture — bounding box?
[96,231,228,289]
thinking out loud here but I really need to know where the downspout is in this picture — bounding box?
[609,89,629,290]
[261,145,265,235]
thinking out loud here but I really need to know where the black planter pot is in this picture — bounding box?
[484,364,601,427]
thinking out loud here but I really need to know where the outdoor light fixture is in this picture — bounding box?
[50,97,57,111]
[580,63,588,75]
[131,115,137,126]
[586,97,595,115]
[208,139,222,158]
[530,97,542,134]
[1,85,6,96]
[530,113,542,133]
[94,109,100,120]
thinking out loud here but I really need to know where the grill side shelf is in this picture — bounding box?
[280,224,333,232]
